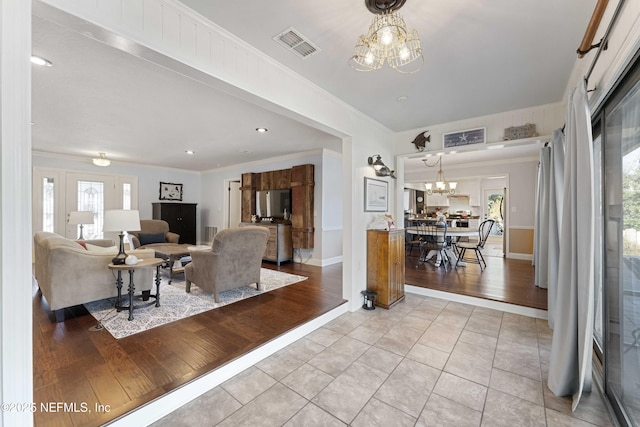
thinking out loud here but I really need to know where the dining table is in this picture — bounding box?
[405,226,479,267]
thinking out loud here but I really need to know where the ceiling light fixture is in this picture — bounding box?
[30,55,53,67]
[367,154,396,179]
[185,150,195,155]
[256,128,268,133]
[423,156,456,195]
[349,0,423,73]
[92,152,111,167]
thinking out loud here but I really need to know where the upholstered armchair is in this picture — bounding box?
[129,219,180,248]
[185,226,269,302]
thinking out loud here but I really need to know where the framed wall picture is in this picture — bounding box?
[364,177,388,212]
[443,127,486,148]
[159,182,183,201]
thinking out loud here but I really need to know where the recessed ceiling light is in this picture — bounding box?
[397,96,408,103]
[30,55,53,67]
[255,128,268,133]
[185,150,195,155]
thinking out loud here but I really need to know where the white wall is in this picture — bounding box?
[321,150,343,264]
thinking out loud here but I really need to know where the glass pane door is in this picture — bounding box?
[65,173,116,240]
[604,72,640,425]
[593,132,604,352]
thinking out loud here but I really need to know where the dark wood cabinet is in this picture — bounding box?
[367,229,405,309]
[152,203,197,244]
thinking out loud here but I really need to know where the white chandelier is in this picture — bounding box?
[349,0,423,73]
[423,157,457,195]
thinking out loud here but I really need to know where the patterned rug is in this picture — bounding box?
[84,268,307,339]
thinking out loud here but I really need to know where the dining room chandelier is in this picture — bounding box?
[423,157,457,195]
[349,0,423,74]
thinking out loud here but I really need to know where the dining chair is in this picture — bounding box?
[418,224,450,269]
[455,219,495,271]
[405,223,423,256]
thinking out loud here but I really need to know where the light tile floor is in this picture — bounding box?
[152,294,615,427]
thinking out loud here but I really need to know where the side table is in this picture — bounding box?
[108,258,163,321]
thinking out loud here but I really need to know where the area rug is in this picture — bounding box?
[84,268,307,339]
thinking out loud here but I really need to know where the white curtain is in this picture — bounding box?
[533,130,565,328]
[547,130,565,328]
[533,145,550,288]
[548,81,595,411]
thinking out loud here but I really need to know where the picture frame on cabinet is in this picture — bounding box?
[443,127,486,148]
[159,182,183,201]
[364,177,388,212]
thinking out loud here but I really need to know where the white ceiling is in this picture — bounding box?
[31,0,595,171]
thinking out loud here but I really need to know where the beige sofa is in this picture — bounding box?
[185,226,269,302]
[34,232,155,319]
[129,219,180,248]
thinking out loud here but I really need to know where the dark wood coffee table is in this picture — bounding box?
[151,244,193,283]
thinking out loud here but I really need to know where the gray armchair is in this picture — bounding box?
[129,219,180,248]
[185,226,269,302]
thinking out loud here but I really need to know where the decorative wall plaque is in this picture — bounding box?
[443,127,486,148]
[159,182,183,201]
[504,123,538,140]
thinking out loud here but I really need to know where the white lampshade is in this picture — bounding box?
[68,211,94,225]
[103,209,140,232]
[449,182,458,190]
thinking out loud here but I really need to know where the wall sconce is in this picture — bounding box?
[367,154,396,179]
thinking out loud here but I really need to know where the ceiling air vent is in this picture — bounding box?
[273,27,320,59]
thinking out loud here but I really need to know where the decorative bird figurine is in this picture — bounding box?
[411,131,430,151]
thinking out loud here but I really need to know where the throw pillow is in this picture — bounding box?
[77,241,88,250]
[84,243,118,254]
[138,232,166,246]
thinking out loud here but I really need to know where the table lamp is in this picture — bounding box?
[68,211,94,240]
[103,209,141,265]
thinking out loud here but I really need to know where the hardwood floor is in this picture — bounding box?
[405,250,547,310]
[32,262,344,427]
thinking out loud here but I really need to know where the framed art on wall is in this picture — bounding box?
[159,182,183,201]
[443,127,486,148]
[364,177,388,212]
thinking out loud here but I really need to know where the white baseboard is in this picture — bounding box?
[112,303,349,426]
[405,285,548,319]
[305,255,343,267]
[507,253,533,261]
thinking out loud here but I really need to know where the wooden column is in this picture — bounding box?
[240,173,258,222]
[291,164,314,249]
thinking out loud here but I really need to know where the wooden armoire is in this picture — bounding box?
[366,229,405,309]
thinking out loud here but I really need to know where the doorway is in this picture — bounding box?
[482,187,505,257]
[225,179,242,229]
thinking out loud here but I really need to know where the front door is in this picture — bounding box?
[34,168,139,240]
